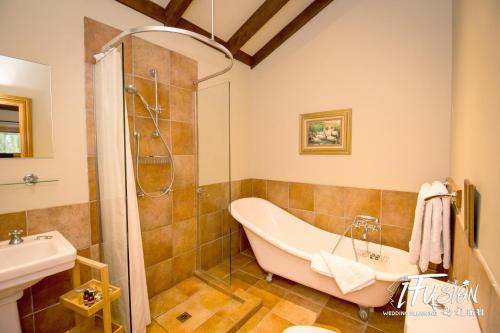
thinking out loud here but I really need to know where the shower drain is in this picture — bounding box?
[176,312,192,323]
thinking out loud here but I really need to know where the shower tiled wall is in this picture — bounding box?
[125,36,198,297]
[198,180,253,271]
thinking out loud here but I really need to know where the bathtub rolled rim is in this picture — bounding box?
[230,197,419,282]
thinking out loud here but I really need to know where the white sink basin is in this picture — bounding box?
[0,230,76,332]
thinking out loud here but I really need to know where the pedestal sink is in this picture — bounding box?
[0,231,76,333]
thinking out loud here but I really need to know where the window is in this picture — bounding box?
[0,132,21,154]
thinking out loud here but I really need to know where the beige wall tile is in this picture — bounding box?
[86,106,96,156]
[89,201,100,244]
[380,225,411,251]
[21,314,34,333]
[172,218,196,256]
[133,76,170,119]
[84,17,120,64]
[146,259,173,297]
[170,86,193,123]
[222,231,241,258]
[241,179,253,198]
[17,289,32,317]
[314,185,344,216]
[173,187,195,222]
[173,250,196,284]
[132,36,171,84]
[137,163,173,193]
[252,179,267,199]
[171,121,194,155]
[267,181,289,208]
[231,180,243,200]
[170,51,197,90]
[289,209,315,225]
[289,182,314,211]
[222,209,240,235]
[138,195,173,232]
[33,303,75,333]
[172,155,195,190]
[200,211,222,244]
[134,117,171,155]
[199,183,225,215]
[31,270,72,312]
[142,225,173,267]
[344,187,381,219]
[87,156,96,201]
[0,211,26,241]
[27,203,91,249]
[381,190,417,228]
[201,239,223,270]
[314,214,345,235]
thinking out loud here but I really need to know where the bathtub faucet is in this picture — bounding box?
[352,215,380,240]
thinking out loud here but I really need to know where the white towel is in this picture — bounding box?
[442,197,451,269]
[430,181,448,264]
[310,251,376,294]
[409,181,452,272]
[409,183,431,264]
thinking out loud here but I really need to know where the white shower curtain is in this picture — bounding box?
[94,48,151,333]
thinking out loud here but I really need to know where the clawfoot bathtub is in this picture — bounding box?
[230,198,418,319]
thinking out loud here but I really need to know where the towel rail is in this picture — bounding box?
[423,179,462,211]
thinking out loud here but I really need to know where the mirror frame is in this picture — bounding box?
[0,93,33,157]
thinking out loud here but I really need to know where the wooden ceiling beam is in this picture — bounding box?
[115,0,253,67]
[177,18,253,67]
[115,0,166,23]
[226,0,290,55]
[164,0,193,26]
[252,0,335,68]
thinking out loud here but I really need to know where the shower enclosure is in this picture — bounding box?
[93,26,234,332]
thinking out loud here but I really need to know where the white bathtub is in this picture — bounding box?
[230,197,418,309]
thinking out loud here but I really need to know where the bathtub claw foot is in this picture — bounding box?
[266,272,273,283]
[358,306,371,321]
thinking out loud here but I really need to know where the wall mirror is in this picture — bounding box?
[0,55,53,158]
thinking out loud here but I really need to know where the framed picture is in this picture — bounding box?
[300,109,351,155]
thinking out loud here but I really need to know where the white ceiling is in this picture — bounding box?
[149,0,313,56]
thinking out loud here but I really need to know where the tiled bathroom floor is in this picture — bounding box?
[147,249,404,333]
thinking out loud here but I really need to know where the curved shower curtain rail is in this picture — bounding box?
[97,25,234,84]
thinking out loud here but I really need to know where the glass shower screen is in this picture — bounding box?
[196,81,233,284]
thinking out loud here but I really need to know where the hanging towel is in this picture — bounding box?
[409,183,432,264]
[429,181,448,265]
[310,251,376,294]
[442,196,451,269]
[409,181,452,272]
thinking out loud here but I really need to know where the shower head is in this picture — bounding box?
[125,84,138,94]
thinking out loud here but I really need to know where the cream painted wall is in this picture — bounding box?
[248,0,452,192]
[0,0,252,213]
[451,0,500,282]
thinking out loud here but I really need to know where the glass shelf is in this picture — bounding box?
[0,179,58,186]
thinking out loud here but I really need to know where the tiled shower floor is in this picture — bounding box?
[147,249,404,333]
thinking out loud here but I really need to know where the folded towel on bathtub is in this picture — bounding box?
[310,251,376,294]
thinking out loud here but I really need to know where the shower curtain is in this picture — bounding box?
[94,48,151,333]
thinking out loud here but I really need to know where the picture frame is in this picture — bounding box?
[300,109,351,155]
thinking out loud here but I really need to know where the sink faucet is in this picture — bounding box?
[8,229,24,245]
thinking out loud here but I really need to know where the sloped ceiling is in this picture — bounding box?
[118,0,333,67]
